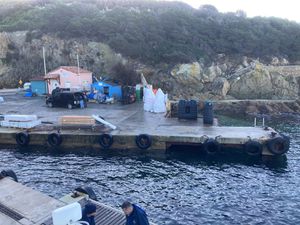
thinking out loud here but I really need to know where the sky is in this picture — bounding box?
[174,0,300,22]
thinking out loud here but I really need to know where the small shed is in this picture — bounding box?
[30,77,47,95]
[45,66,93,94]
[91,81,122,100]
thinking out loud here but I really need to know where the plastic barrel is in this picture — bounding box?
[203,101,214,125]
[189,100,198,119]
[178,100,186,119]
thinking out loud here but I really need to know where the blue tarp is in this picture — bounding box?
[91,81,122,100]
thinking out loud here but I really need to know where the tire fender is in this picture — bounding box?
[74,186,98,201]
[48,133,63,147]
[1,170,18,182]
[244,140,263,156]
[203,138,220,155]
[99,134,113,149]
[16,132,30,147]
[267,136,289,155]
[136,134,152,150]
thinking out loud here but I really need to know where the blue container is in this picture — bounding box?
[30,80,47,95]
[24,91,33,97]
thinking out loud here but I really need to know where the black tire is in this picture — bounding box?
[75,186,98,201]
[67,103,73,109]
[244,140,263,156]
[48,133,62,147]
[267,136,289,155]
[136,134,152,150]
[1,170,18,182]
[203,138,220,155]
[99,134,113,149]
[47,102,53,108]
[16,132,30,147]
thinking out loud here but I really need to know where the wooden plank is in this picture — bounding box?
[59,116,95,125]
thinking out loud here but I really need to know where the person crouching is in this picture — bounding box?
[121,201,150,225]
[80,203,97,225]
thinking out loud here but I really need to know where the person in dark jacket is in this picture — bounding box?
[121,201,150,225]
[80,203,97,225]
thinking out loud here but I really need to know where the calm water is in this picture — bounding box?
[1,116,300,225]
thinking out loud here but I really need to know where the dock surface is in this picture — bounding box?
[0,94,282,155]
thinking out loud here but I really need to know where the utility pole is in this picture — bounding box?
[77,54,80,75]
[43,47,47,76]
[77,53,82,90]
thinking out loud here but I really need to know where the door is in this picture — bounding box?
[50,80,60,93]
[65,82,71,89]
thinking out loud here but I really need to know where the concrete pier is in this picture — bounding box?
[0,108,282,156]
[0,92,289,156]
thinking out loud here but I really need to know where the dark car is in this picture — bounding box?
[46,91,87,109]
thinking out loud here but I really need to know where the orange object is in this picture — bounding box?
[59,116,95,125]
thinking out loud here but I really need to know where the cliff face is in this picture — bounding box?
[0,31,299,101]
[228,65,300,99]
[165,61,300,100]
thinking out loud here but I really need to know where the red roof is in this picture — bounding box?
[48,66,92,75]
[44,74,59,79]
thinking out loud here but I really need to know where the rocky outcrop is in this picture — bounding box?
[168,60,300,101]
[211,77,230,97]
[228,65,274,99]
[171,62,202,85]
[228,64,300,99]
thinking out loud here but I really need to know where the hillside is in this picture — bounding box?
[1,0,300,65]
[0,0,299,105]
